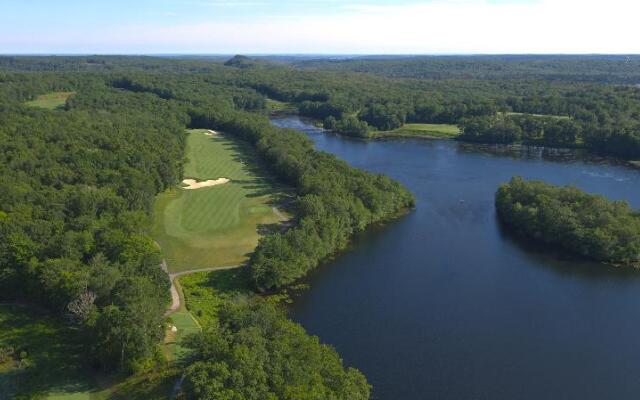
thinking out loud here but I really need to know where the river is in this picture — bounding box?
[271,116,640,400]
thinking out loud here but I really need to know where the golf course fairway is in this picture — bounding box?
[152,129,288,273]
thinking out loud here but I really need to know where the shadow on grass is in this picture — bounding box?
[201,267,252,295]
[0,304,98,399]
[214,134,298,220]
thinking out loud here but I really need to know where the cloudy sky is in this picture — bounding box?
[1,0,638,54]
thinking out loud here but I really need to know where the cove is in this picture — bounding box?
[272,116,640,400]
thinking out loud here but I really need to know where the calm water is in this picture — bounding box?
[272,117,640,400]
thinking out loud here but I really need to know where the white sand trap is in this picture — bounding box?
[203,129,219,136]
[182,178,230,190]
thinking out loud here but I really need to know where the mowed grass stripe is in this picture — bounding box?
[152,129,289,273]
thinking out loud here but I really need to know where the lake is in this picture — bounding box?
[272,116,640,400]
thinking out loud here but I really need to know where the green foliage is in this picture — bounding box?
[294,54,640,84]
[0,305,95,399]
[327,115,370,138]
[0,74,181,372]
[496,177,640,266]
[358,103,407,130]
[179,272,370,400]
[458,114,524,144]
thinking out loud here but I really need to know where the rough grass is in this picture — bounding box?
[24,92,74,110]
[0,304,96,399]
[164,310,201,362]
[152,129,289,273]
[266,98,297,114]
[376,123,461,139]
[179,268,253,327]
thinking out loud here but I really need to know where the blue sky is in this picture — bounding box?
[1,0,638,54]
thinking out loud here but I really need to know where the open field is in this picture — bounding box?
[24,91,74,110]
[504,111,571,119]
[266,98,297,114]
[153,129,289,273]
[376,123,461,139]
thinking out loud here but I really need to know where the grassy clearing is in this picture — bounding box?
[95,369,178,400]
[504,111,571,120]
[376,123,461,139]
[152,129,289,273]
[266,98,297,114]
[24,92,74,110]
[179,268,252,327]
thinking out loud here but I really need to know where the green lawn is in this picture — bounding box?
[152,129,289,273]
[24,92,74,110]
[376,123,461,139]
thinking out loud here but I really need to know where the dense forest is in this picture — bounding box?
[3,55,640,159]
[0,74,186,372]
[182,295,370,399]
[496,177,640,266]
[293,55,640,83]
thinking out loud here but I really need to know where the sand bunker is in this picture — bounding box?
[182,178,230,189]
[203,129,219,136]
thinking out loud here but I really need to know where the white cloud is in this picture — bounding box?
[4,0,639,53]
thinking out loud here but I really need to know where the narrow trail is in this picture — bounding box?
[161,260,241,314]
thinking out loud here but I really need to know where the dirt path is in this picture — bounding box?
[162,260,241,314]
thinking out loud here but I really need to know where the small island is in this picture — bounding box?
[496,177,640,266]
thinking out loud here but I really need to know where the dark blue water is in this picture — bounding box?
[272,116,640,400]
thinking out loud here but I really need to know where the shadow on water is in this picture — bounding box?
[495,215,640,281]
[456,141,630,168]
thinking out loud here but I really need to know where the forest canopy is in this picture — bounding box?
[496,177,640,266]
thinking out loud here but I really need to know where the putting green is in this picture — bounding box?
[152,129,288,273]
